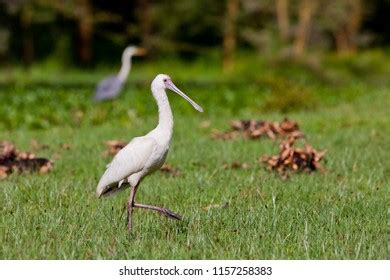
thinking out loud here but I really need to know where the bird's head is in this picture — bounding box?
[123,46,146,60]
[151,74,203,112]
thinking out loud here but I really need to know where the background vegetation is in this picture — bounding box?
[0,0,389,259]
[0,0,389,68]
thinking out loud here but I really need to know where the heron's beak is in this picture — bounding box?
[134,47,147,56]
[166,80,203,112]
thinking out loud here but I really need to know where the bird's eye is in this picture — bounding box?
[163,79,167,82]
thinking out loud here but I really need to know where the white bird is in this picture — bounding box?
[96,74,203,232]
[93,46,146,102]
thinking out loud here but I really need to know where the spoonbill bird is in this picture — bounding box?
[93,46,146,102]
[96,74,203,232]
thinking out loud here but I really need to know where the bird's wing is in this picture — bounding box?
[96,137,156,197]
[94,75,123,101]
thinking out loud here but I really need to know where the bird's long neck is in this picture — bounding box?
[154,89,174,141]
[118,54,132,82]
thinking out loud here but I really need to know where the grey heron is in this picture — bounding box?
[93,46,145,102]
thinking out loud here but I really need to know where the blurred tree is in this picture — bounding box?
[76,0,93,64]
[0,0,387,67]
[240,0,276,53]
[316,0,366,55]
[223,0,240,72]
[275,0,290,41]
[36,0,121,65]
[0,28,10,59]
[136,0,153,51]
[20,1,34,66]
[334,0,363,55]
[37,0,94,65]
[2,0,58,66]
[150,0,223,56]
[293,0,318,57]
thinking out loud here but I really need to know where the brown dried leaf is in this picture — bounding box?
[11,158,53,173]
[0,141,16,162]
[214,118,303,141]
[280,148,291,160]
[104,140,127,156]
[230,120,243,130]
[17,152,36,160]
[39,160,54,174]
[261,137,326,176]
[0,166,10,179]
[159,164,181,177]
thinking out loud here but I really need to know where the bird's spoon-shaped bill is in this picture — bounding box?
[166,80,204,112]
[134,47,147,56]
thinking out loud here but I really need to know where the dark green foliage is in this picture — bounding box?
[0,0,389,66]
[261,77,317,112]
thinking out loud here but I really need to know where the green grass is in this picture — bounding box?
[0,53,389,259]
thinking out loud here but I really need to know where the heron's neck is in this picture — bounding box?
[118,55,132,82]
[155,90,174,138]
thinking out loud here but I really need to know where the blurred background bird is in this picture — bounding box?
[93,46,146,102]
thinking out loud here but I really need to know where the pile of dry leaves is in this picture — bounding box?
[103,140,181,176]
[0,141,53,179]
[211,118,303,140]
[211,117,326,176]
[260,137,326,176]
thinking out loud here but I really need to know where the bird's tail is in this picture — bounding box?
[97,180,129,198]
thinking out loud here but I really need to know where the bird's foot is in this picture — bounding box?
[133,203,182,220]
[159,207,182,220]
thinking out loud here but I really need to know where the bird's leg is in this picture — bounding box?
[127,183,139,233]
[133,203,182,220]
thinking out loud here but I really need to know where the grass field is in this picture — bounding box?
[0,53,389,259]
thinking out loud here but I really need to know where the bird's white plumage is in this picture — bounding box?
[96,137,157,197]
[96,74,203,200]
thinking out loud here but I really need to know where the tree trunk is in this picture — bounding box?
[137,0,152,51]
[335,28,350,54]
[334,0,363,55]
[21,4,34,67]
[77,0,93,65]
[347,0,363,50]
[276,0,290,41]
[223,0,239,73]
[293,0,316,57]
